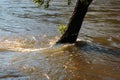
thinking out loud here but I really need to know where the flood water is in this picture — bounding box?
[0,0,120,80]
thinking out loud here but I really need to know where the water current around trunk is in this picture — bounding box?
[0,0,120,80]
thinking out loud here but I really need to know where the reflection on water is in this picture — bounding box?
[0,0,120,80]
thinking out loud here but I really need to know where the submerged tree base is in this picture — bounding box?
[57,0,93,44]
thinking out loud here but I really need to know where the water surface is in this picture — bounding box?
[0,0,120,80]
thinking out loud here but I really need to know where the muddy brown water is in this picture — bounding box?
[0,0,120,80]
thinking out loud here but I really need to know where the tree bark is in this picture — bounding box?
[56,0,93,44]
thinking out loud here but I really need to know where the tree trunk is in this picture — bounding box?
[56,0,93,44]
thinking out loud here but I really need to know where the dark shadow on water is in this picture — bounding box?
[75,41,120,55]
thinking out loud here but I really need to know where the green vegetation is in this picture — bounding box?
[33,0,72,8]
[58,24,67,35]
[33,0,51,8]
[33,0,91,7]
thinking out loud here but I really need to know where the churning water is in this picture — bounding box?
[0,0,120,80]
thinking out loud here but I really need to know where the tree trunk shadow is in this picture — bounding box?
[75,41,120,56]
